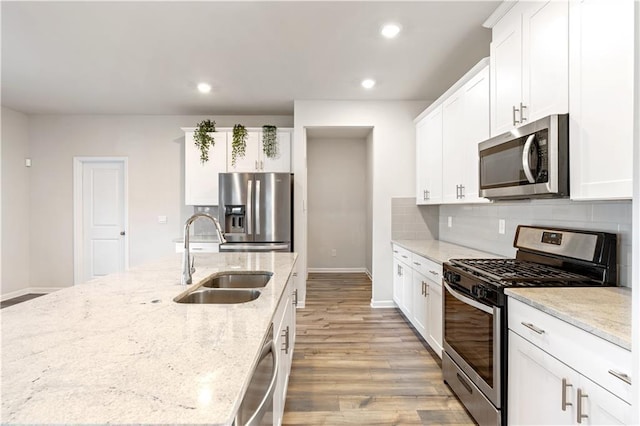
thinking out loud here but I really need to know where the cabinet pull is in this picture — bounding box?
[255,160,258,170]
[513,105,520,126]
[425,284,429,297]
[425,190,430,200]
[281,326,290,354]
[393,250,398,253]
[577,388,588,423]
[459,185,465,198]
[413,262,421,266]
[561,378,573,411]
[401,255,408,259]
[520,102,527,122]
[608,370,632,385]
[292,289,298,307]
[399,265,403,277]
[421,281,425,296]
[429,270,438,276]
[521,322,545,334]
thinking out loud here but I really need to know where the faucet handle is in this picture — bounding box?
[190,256,196,274]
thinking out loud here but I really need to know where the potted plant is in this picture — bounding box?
[194,119,216,163]
[231,124,248,166]
[262,125,278,159]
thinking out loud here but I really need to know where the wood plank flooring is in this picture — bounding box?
[282,273,474,425]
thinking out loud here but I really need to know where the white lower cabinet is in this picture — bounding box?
[272,276,296,425]
[392,244,443,357]
[508,297,632,425]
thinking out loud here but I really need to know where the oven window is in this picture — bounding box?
[444,289,494,387]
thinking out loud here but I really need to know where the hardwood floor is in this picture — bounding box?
[282,273,474,425]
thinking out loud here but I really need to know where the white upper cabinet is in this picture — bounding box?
[569,0,634,200]
[442,64,490,204]
[184,131,227,205]
[490,1,568,136]
[227,129,292,173]
[415,106,443,205]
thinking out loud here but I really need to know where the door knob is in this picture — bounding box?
[120,231,126,236]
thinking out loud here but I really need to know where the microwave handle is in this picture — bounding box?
[522,134,537,184]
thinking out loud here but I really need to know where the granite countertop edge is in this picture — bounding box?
[391,239,502,264]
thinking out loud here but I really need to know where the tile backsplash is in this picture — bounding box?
[192,206,219,236]
[391,198,438,240]
[435,199,633,287]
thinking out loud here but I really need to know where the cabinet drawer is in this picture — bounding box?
[392,244,412,263]
[508,297,632,403]
[411,254,442,283]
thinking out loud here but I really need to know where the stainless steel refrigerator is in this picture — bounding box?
[218,172,293,252]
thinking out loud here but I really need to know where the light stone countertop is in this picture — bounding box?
[505,287,632,351]
[391,239,501,264]
[1,252,297,425]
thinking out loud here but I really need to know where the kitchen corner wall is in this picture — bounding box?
[436,199,633,287]
[1,107,31,296]
[24,114,292,289]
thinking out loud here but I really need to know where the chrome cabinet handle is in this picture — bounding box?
[401,255,408,259]
[425,190,430,200]
[459,185,465,198]
[429,270,439,276]
[561,378,573,411]
[255,160,258,170]
[513,105,520,126]
[521,321,545,334]
[608,370,631,385]
[421,281,425,296]
[393,250,398,253]
[577,388,588,423]
[281,326,290,354]
[413,262,421,266]
[520,102,527,122]
[292,289,298,307]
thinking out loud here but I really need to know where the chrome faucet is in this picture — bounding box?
[181,212,227,285]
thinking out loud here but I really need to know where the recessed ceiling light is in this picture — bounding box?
[361,79,376,89]
[381,24,401,39]
[197,83,211,94]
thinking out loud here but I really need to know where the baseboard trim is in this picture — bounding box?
[364,269,372,280]
[370,299,397,309]
[1,287,63,302]
[307,267,367,274]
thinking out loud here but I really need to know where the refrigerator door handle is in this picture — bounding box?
[256,178,261,236]
[247,179,252,234]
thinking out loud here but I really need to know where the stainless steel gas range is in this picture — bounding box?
[442,225,617,425]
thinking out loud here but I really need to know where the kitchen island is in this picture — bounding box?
[1,251,297,424]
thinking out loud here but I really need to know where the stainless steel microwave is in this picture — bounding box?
[478,114,569,200]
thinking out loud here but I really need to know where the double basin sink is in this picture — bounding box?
[174,271,273,304]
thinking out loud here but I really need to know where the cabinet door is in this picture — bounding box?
[460,66,490,203]
[426,278,443,357]
[441,89,465,203]
[400,262,413,318]
[262,130,292,173]
[578,374,632,425]
[392,257,403,307]
[424,106,443,204]
[185,131,227,205]
[569,0,634,200]
[415,117,430,205]
[490,4,523,136]
[522,1,569,123]
[508,331,575,425]
[411,271,428,340]
[228,131,260,172]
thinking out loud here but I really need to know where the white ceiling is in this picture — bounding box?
[1,1,498,115]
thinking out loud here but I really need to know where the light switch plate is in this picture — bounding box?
[447,216,452,228]
[499,219,506,234]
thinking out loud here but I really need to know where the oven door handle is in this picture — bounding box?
[444,282,493,315]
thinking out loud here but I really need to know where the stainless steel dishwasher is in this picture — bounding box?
[234,324,278,426]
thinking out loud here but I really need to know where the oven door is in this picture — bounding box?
[443,281,501,408]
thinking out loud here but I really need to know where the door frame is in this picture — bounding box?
[73,157,129,285]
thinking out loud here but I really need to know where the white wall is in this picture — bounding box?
[307,137,367,270]
[365,131,373,276]
[293,100,428,306]
[1,107,31,297]
[26,114,292,288]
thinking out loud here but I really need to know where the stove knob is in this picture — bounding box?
[445,271,460,284]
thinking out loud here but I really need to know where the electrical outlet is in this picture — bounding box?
[447,216,452,228]
[331,249,337,257]
[499,219,506,234]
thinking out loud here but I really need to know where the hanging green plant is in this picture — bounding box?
[193,119,216,163]
[262,125,278,159]
[231,124,248,167]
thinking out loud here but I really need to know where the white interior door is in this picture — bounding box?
[80,160,126,283]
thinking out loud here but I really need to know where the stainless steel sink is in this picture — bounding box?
[175,288,261,304]
[201,271,273,289]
